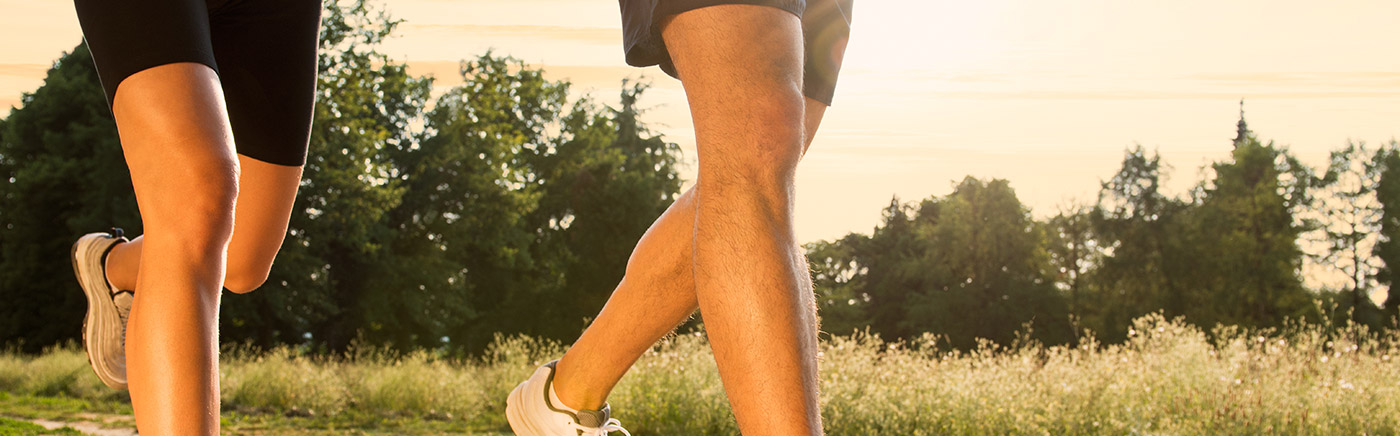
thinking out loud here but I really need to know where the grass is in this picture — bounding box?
[0,416,85,435]
[2,314,1399,435]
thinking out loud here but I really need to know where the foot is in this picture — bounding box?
[507,361,630,436]
[71,228,131,390]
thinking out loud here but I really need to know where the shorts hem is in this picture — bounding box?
[105,58,219,107]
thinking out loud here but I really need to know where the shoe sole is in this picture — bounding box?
[506,380,544,436]
[71,233,126,390]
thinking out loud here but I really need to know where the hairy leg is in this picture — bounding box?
[554,99,831,411]
[559,5,822,434]
[110,62,237,435]
[105,155,303,294]
[670,7,819,434]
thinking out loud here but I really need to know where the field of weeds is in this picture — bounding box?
[2,314,1397,435]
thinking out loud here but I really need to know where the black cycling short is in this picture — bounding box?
[73,0,321,167]
[619,0,853,105]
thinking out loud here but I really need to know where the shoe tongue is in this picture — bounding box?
[576,407,609,428]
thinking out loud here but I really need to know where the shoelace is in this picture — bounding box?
[577,418,631,436]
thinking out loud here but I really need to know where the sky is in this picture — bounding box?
[2,0,1398,256]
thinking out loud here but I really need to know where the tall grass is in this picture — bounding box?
[0,342,125,402]
[3,315,1398,435]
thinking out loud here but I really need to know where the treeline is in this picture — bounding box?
[808,133,1400,348]
[0,2,680,353]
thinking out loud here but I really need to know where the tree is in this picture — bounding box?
[513,79,683,344]
[0,44,137,352]
[1187,132,1316,328]
[1372,140,1400,324]
[1309,141,1384,327]
[846,179,1072,349]
[221,0,432,350]
[1045,203,1098,317]
[1086,146,1188,341]
[857,197,923,339]
[805,233,872,336]
[396,52,567,352]
[0,0,687,353]
[381,56,684,352]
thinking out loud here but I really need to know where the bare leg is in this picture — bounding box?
[111,62,236,434]
[557,5,825,434]
[667,8,817,434]
[554,99,831,411]
[105,155,304,294]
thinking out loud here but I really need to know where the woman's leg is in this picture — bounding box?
[110,62,236,435]
[105,155,303,294]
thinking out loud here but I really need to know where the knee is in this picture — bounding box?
[137,159,240,266]
[223,242,280,294]
[704,101,805,190]
[223,266,271,294]
[167,163,240,243]
[702,145,801,198]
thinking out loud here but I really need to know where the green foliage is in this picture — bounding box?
[811,178,1072,349]
[223,0,429,350]
[0,343,126,403]
[898,178,1071,348]
[517,79,682,343]
[1309,141,1386,328]
[3,0,1397,363]
[0,417,84,435]
[1187,135,1317,328]
[0,44,137,353]
[1044,204,1097,316]
[1083,137,1322,340]
[382,52,560,352]
[0,0,682,354]
[1372,140,1400,322]
[806,234,873,336]
[1085,146,1193,342]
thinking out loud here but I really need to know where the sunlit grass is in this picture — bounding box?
[2,315,1398,435]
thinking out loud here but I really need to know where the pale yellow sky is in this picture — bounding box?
[2,0,1398,253]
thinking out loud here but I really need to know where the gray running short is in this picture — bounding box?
[619,0,853,105]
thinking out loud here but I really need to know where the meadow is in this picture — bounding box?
[1,314,1397,435]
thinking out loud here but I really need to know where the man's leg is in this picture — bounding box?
[538,5,820,434]
[110,62,236,435]
[666,6,818,434]
[553,98,833,411]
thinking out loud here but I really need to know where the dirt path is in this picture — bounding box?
[27,415,136,436]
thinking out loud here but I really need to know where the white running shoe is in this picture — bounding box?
[71,228,130,390]
[507,361,631,436]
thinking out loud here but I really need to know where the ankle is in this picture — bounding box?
[551,365,608,411]
[103,239,137,291]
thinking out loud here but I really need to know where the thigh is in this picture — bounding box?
[109,63,240,255]
[619,0,851,106]
[659,3,806,141]
[74,0,219,105]
[224,154,302,290]
[206,0,320,283]
[620,0,805,78]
